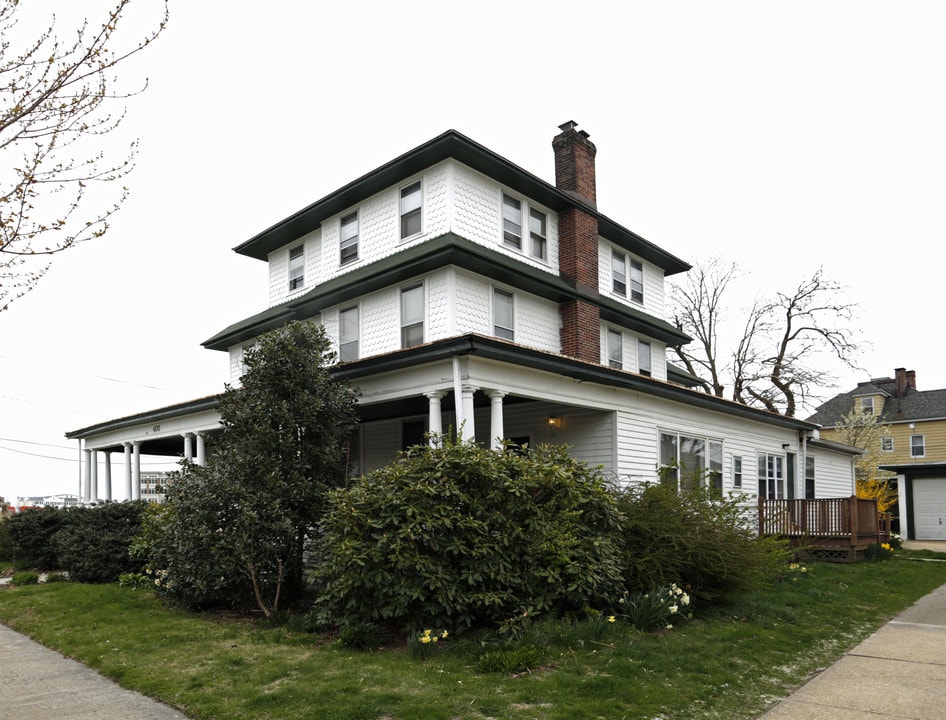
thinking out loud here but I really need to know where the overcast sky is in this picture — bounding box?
[2,1,945,503]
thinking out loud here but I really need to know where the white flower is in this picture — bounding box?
[681,593,690,606]
[669,605,678,614]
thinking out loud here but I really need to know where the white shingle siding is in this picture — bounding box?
[597,239,667,321]
[452,163,559,275]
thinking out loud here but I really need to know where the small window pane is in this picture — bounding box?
[529,208,547,260]
[607,329,622,369]
[401,284,424,348]
[340,212,359,265]
[400,182,422,238]
[289,245,304,291]
[339,306,358,362]
[502,194,522,249]
[612,250,626,295]
[493,289,514,341]
[630,260,644,303]
[639,340,652,376]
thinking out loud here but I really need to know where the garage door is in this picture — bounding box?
[913,479,946,540]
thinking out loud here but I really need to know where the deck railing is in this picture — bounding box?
[758,496,890,545]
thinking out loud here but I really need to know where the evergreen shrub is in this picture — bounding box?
[313,440,624,631]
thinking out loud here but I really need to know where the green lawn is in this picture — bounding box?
[1,553,945,720]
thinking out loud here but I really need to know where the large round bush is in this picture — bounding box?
[313,441,624,631]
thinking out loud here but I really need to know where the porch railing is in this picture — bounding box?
[758,496,891,545]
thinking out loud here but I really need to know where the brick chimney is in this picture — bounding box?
[554,121,601,365]
[894,368,917,398]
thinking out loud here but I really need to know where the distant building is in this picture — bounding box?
[807,367,946,540]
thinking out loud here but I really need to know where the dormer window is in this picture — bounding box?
[340,212,359,265]
[288,245,304,291]
[400,181,422,239]
[860,397,874,414]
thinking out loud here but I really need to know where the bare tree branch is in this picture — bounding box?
[0,0,168,310]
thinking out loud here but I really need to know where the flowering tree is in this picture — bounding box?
[0,0,168,310]
[832,408,897,513]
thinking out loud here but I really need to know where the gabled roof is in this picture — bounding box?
[233,130,691,276]
[807,379,946,427]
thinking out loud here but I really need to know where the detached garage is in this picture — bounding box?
[882,463,946,540]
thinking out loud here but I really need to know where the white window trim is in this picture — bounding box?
[340,211,359,266]
[911,434,926,458]
[659,430,723,492]
[288,244,305,292]
[611,247,644,304]
[881,436,894,453]
[399,179,424,241]
[638,339,652,376]
[492,287,515,341]
[338,304,359,363]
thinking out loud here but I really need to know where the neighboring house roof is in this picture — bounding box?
[807,377,946,427]
[233,129,691,276]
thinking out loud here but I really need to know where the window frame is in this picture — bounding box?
[338,305,359,362]
[860,397,874,414]
[733,455,743,489]
[607,329,623,370]
[492,287,515,341]
[757,452,785,499]
[502,193,522,250]
[400,283,424,348]
[529,207,547,260]
[288,244,305,291]
[399,180,423,239]
[911,434,926,458]
[611,250,626,296]
[805,455,816,499]
[340,211,359,265]
[638,339,652,376]
[659,430,723,492]
[881,436,894,453]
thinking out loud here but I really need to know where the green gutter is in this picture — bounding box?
[203,233,691,351]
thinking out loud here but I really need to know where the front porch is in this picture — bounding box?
[759,496,892,562]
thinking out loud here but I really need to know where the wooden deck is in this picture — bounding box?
[758,496,892,562]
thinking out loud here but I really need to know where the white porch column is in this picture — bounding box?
[425,391,445,447]
[132,441,141,501]
[103,451,112,501]
[90,451,98,501]
[183,433,194,462]
[82,448,92,502]
[196,432,207,466]
[123,443,132,501]
[488,391,507,451]
[461,385,478,443]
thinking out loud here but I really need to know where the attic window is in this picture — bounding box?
[860,397,874,414]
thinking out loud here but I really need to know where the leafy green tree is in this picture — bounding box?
[313,440,625,631]
[136,321,358,614]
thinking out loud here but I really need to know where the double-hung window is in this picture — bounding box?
[911,434,926,458]
[805,456,816,499]
[400,181,422,239]
[493,288,514,341]
[758,453,785,499]
[288,245,304,291]
[611,249,643,303]
[502,193,522,250]
[340,212,359,265]
[881,436,894,453]
[400,283,424,348]
[529,208,547,260]
[638,340,652,376]
[860,397,874,414]
[338,306,359,362]
[607,329,623,369]
[732,455,743,489]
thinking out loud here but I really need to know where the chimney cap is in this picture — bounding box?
[558,120,579,132]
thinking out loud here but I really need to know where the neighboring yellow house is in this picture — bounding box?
[807,368,946,540]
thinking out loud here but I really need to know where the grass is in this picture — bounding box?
[1,552,945,719]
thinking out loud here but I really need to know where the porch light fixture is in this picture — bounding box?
[548,415,561,435]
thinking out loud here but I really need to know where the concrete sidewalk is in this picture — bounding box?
[759,540,946,719]
[0,624,188,720]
